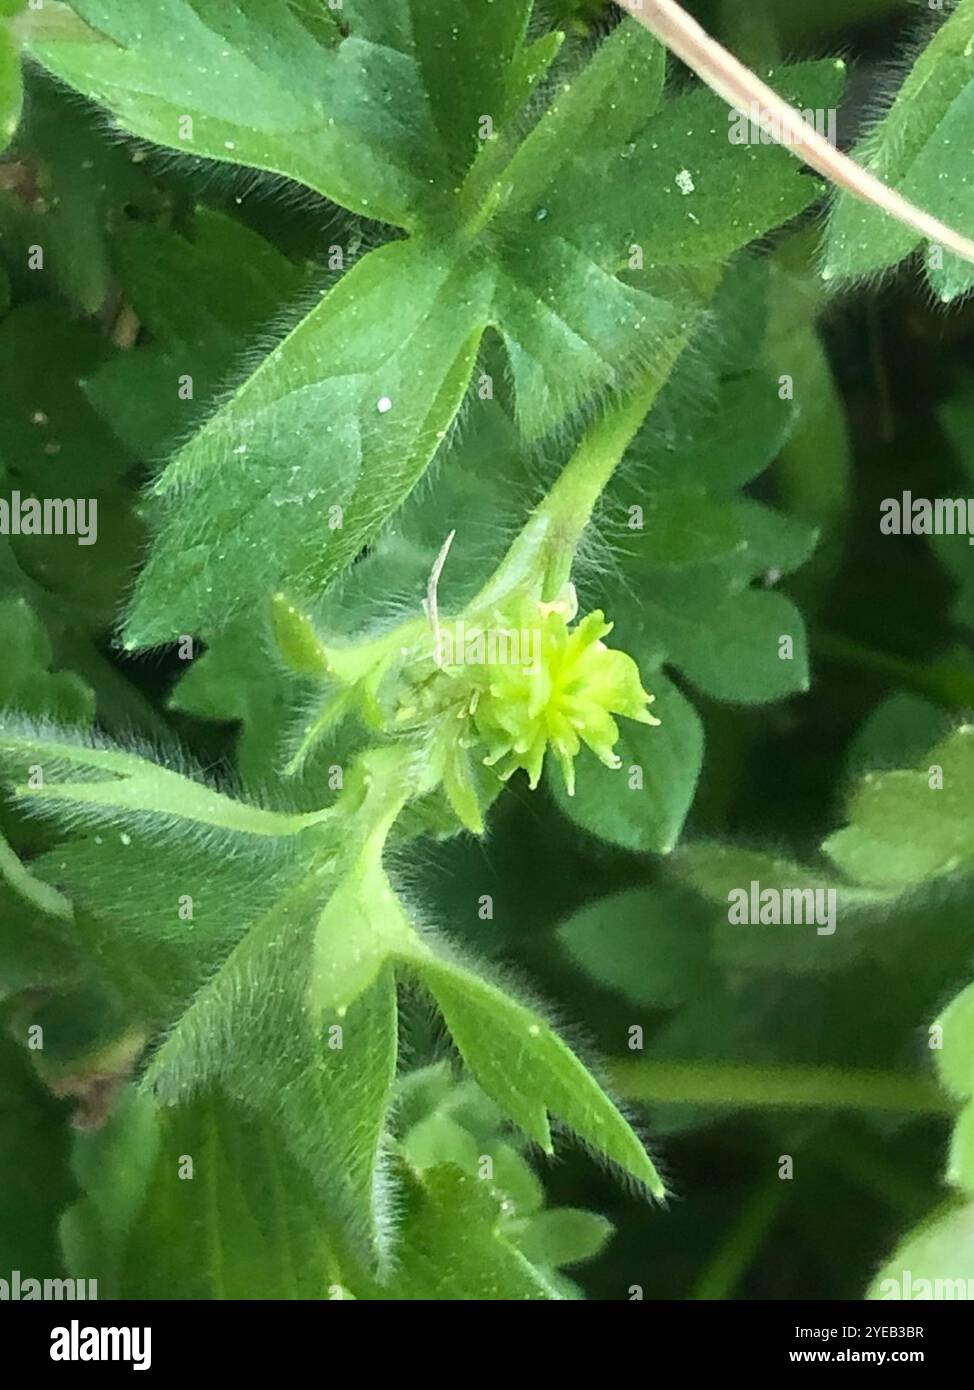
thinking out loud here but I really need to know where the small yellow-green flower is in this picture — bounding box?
[271,585,660,828]
[464,586,660,796]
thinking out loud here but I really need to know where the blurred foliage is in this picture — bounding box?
[1,0,974,1302]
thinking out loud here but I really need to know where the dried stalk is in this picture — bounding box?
[616,0,974,266]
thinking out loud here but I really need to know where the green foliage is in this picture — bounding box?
[556,885,711,1006]
[865,977,974,1300]
[824,728,974,890]
[2,0,974,1308]
[825,0,974,300]
[0,725,660,1264]
[0,26,21,157]
[551,258,816,852]
[85,209,306,458]
[22,3,837,645]
[0,1038,75,1275]
[868,1200,974,1301]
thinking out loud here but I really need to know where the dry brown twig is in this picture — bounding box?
[616,0,974,267]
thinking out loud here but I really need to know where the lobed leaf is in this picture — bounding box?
[824,0,974,301]
[414,952,664,1196]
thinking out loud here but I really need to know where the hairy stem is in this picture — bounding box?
[0,833,72,921]
[609,1058,954,1115]
[813,630,974,714]
[476,304,707,608]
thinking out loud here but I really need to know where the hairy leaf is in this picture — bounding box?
[825,0,974,301]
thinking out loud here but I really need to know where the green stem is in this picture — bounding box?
[478,344,695,608]
[535,385,661,588]
[816,1125,937,1217]
[813,630,974,714]
[609,1059,954,1116]
[691,1181,786,1300]
[0,832,72,921]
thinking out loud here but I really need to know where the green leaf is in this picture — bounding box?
[632,374,797,495]
[0,1037,75,1276]
[123,238,491,646]
[0,72,157,314]
[363,1161,561,1300]
[31,827,307,1022]
[0,724,659,1259]
[0,595,93,724]
[612,347,811,685]
[64,1085,565,1299]
[144,918,400,1267]
[0,21,22,154]
[115,1092,346,1299]
[0,726,395,1263]
[824,0,974,302]
[408,0,539,174]
[844,693,953,784]
[510,1206,613,1268]
[28,0,429,225]
[25,0,555,230]
[414,952,664,1196]
[673,843,883,976]
[401,1110,481,1175]
[824,727,974,890]
[85,209,304,459]
[557,884,711,1006]
[0,872,79,1001]
[937,980,974,1102]
[616,488,744,570]
[0,722,333,839]
[542,61,841,268]
[654,588,809,706]
[394,1061,611,1278]
[495,17,665,221]
[867,1201,974,1300]
[549,671,703,855]
[64,1086,424,1299]
[26,5,835,646]
[935,982,974,1194]
[0,302,143,631]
